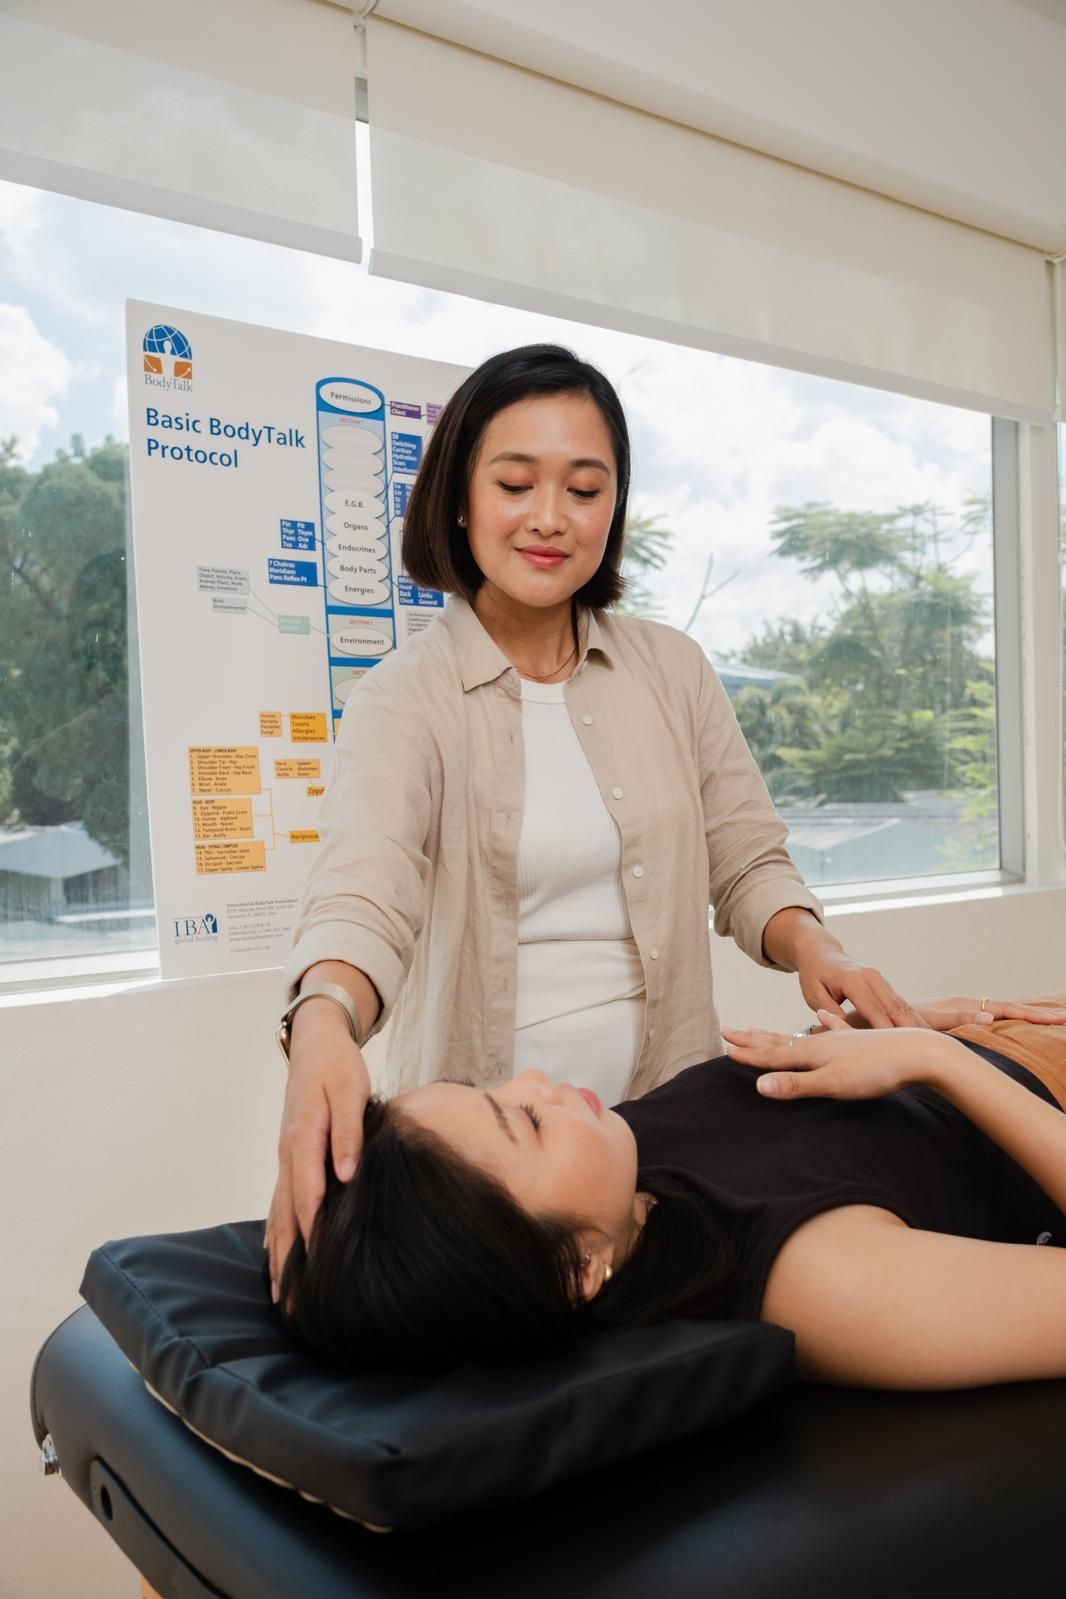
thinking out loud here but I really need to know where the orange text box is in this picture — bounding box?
[289,712,328,743]
[288,830,320,844]
[194,840,267,874]
[191,797,254,840]
[306,784,325,797]
[274,758,321,780]
[259,711,283,737]
[188,746,261,795]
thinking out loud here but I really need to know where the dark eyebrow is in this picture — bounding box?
[487,450,610,474]
[485,1093,518,1146]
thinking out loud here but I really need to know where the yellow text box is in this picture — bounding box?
[194,840,267,874]
[274,758,321,780]
[188,746,261,795]
[288,830,320,844]
[306,784,325,797]
[191,797,254,840]
[289,712,328,743]
[259,711,283,737]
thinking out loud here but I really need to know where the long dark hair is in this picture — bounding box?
[279,1098,739,1374]
[400,344,632,610]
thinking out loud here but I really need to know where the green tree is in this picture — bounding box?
[740,617,824,677]
[732,497,995,805]
[776,705,946,803]
[0,435,131,863]
[944,660,997,816]
[618,512,672,618]
[618,511,736,630]
[732,676,827,801]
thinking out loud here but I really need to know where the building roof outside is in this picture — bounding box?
[0,822,118,880]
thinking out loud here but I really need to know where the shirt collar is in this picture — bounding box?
[442,594,614,692]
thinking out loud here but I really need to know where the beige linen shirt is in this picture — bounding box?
[284,595,823,1098]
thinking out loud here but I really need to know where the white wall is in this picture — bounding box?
[4,883,1065,1598]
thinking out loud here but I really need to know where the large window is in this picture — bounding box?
[611,372,996,888]
[0,171,1001,966]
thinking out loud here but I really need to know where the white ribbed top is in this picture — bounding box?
[516,679,631,943]
[514,676,645,1100]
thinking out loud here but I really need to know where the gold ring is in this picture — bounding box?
[981,997,989,1012]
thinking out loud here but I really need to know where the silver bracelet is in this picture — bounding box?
[276,981,365,1063]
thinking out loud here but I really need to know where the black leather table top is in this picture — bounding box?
[32,1306,1064,1599]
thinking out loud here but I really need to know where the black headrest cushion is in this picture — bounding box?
[81,1219,793,1530]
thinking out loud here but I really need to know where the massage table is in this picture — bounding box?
[32,1299,1065,1599]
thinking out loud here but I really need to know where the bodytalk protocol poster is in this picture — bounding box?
[126,300,469,977]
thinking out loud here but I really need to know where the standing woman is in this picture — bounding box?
[266,344,925,1296]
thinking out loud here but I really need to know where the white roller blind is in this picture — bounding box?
[367,19,1054,421]
[0,0,361,260]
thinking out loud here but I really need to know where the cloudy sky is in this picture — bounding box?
[0,140,997,661]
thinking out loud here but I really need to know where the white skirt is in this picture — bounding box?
[514,939,646,1106]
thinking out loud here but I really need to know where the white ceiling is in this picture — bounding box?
[359,0,1066,255]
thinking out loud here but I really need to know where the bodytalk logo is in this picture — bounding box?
[143,324,193,390]
[173,912,219,942]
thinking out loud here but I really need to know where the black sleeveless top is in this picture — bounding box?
[615,1041,1066,1320]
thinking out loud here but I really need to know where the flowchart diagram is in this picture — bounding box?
[187,711,327,876]
[261,378,446,726]
[126,300,468,977]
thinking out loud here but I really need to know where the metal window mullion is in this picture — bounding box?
[991,416,1025,877]
[1016,420,1066,884]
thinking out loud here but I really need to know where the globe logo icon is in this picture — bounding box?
[143,324,193,380]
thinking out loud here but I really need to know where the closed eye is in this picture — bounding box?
[521,1102,543,1132]
[496,481,600,500]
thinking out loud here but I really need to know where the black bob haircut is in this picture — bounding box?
[401,344,632,610]
[278,1096,739,1376]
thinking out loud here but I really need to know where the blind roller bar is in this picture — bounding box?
[0,148,361,264]
[366,20,1054,422]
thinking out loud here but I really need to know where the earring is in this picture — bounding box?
[604,1264,613,1283]
[583,1252,591,1265]
[457,513,466,526]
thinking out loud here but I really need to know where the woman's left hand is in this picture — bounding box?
[912,995,1066,1032]
[795,947,931,1030]
[722,1011,938,1101]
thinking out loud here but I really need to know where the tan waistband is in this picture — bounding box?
[949,1002,1066,1111]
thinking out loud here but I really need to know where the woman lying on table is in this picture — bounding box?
[281,994,1066,1390]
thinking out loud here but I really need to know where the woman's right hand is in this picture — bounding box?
[265,1003,372,1302]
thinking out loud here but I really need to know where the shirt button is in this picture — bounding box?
[632,865,644,878]
[582,713,593,726]
[612,786,623,799]
[650,947,659,959]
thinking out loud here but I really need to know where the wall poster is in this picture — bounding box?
[126,300,468,977]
